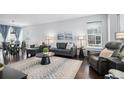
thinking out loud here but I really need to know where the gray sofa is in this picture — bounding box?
[50,42,77,57]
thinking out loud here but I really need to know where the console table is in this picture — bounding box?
[78,48,85,58]
[0,67,27,79]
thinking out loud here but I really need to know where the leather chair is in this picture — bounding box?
[89,41,123,75]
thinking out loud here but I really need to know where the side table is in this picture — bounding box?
[79,48,85,58]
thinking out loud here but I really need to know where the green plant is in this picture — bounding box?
[43,48,49,53]
[118,51,124,58]
[0,63,4,68]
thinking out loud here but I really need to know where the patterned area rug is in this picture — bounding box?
[7,56,82,79]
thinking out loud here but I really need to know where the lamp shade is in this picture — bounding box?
[47,36,54,40]
[116,32,124,39]
[78,36,84,40]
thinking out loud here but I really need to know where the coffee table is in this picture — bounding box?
[36,52,54,65]
[0,67,27,79]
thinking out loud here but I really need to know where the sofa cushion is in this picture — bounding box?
[56,43,67,49]
[55,49,70,52]
[54,49,70,54]
[99,48,114,58]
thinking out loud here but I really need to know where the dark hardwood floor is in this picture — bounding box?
[75,58,104,79]
[3,52,104,79]
[4,52,27,65]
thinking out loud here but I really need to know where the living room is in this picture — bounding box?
[1,0,124,93]
[0,14,124,79]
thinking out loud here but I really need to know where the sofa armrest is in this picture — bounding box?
[70,47,76,51]
[69,46,77,57]
[89,55,108,64]
[93,52,100,56]
[90,55,99,62]
[88,50,100,56]
[99,57,108,62]
[116,63,124,72]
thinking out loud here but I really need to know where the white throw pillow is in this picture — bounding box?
[66,43,73,49]
[51,43,56,48]
[99,48,114,58]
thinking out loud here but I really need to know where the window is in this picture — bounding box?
[87,22,102,47]
[0,33,3,44]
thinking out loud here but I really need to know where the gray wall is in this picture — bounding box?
[23,14,108,48]
[108,14,120,41]
[120,14,124,31]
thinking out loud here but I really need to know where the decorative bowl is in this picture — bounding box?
[0,63,4,72]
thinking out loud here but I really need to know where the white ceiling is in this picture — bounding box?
[0,14,92,27]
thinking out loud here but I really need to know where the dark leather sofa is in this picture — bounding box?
[89,41,123,75]
[50,42,77,57]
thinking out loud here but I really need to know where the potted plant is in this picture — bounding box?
[43,47,49,54]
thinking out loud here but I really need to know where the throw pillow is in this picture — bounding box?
[51,43,56,48]
[99,48,114,58]
[66,42,73,49]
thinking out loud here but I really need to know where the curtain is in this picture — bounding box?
[13,27,21,41]
[0,25,1,34]
[0,25,10,42]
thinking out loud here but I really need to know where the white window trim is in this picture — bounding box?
[87,24,103,48]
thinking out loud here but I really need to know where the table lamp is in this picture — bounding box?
[116,32,124,42]
[78,36,84,48]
